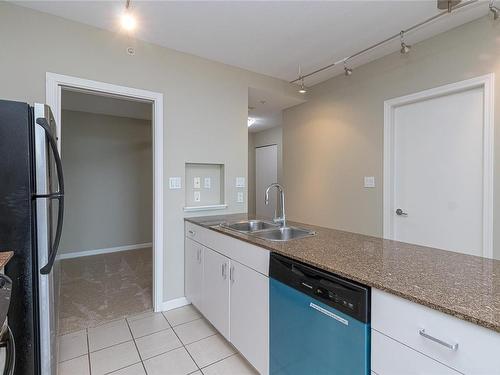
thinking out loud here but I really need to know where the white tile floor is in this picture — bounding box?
[58,305,258,375]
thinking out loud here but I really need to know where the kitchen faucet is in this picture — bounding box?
[265,183,286,228]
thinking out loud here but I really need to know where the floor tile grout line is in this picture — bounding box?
[103,360,143,375]
[57,353,89,365]
[89,337,134,355]
[200,352,239,370]
[182,332,218,347]
[125,318,149,375]
[133,341,185,363]
[169,321,202,372]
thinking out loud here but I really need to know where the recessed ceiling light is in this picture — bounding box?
[248,118,256,127]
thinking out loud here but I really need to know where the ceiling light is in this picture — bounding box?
[344,61,352,76]
[298,78,307,94]
[120,0,136,31]
[121,13,136,31]
[400,31,411,54]
[297,64,307,94]
[248,118,256,127]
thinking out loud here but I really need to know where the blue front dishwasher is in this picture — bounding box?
[270,253,370,375]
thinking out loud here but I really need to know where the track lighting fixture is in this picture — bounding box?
[400,31,411,54]
[290,0,478,85]
[344,61,352,76]
[490,1,500,19]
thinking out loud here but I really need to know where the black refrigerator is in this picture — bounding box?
[0,100,64,375]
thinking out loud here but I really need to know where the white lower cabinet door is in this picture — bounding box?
[371,330,460,375]
[185,238,203,310]
[202,246,230,339]
[230,260,269,375]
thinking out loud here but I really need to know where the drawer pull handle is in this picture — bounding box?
[419,329,458,351]
[188,230,195,236]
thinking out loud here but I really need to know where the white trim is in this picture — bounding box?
[57,243,153,260]
[183,204,228,212]
[383,74,494,259]
[46,72,165,310]
[159,297,190,311]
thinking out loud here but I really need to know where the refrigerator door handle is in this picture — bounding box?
[35,117,65,275]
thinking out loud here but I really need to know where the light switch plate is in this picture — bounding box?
[169,177,182,189]
[237,191,244,203]
[193,177,201,189]
[236,177,245,188]
[204,177,211,189]
[364,176,375,188]
[194,191,201,202]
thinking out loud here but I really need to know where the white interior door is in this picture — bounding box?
[384,77,493,258]
[255,145,278,219]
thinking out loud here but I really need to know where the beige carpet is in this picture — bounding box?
[58,247,153,335]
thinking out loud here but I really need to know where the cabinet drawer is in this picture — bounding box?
[185,223,269,276]
[185,222,204,243]
[372,289,500,374]
[372,330,460,375]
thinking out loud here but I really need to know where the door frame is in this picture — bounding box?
[383,74,494,258]
[46,72,165,311]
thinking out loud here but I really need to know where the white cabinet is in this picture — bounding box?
[185,223,270,374]
[230,260,269,375]
[372,289,500,375]
[185,238,203,310]
[202,246,231,340]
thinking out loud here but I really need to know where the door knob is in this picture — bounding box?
[396,208,408,216]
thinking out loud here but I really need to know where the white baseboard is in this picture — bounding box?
[57,242,153,260]
[157,297,190,312]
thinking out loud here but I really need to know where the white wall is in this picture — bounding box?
[60,110,152,255]
[0,2,302,302]
[282,15,500,260]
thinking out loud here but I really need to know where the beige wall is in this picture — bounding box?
[248,126,283,215]
[60,110,152,255]
[0,3,301,302]
[283,16,500,260]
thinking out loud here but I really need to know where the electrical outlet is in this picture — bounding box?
[236,177,245,188]
[194,191,201,202]
[364,176,375,188]
[237,191,244,203]
[193,177,201,189]
[169,177,181,189]
[204,177,211,189]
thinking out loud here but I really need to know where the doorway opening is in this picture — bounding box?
[46,73,164,335]
[247,87,304,219]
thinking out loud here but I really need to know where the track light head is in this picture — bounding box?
[400,42,411,54]
[490,4,500,19]
[344,61,353,77]
[297,65,307,93]
[400,31,411,54]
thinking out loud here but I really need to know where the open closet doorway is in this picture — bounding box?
[46,73,164,336]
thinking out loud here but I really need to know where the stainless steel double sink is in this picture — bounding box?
[220,220,315,242]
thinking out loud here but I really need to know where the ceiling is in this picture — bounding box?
[62,88,152,120]
[248,87,305,133]
[15,1,492,86]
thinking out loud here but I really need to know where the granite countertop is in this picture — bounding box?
[185,214,500,333]
[0,251,13,268]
